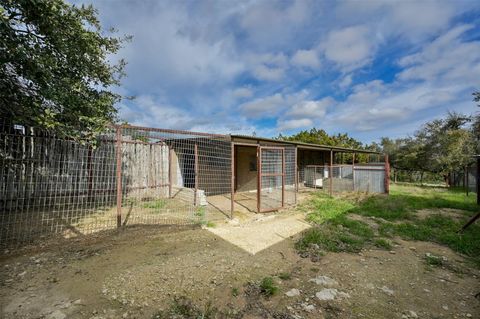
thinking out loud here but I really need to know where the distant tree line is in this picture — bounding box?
[278,92,480,185]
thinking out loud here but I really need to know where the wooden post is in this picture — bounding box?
[352,152,355,191]
[168,147,173,198]
[329,149,333,196]
[230,142,234,218]
[194,143,198,206]
[313,165,317,189]
[115,126,123,228]
[385,154,390,194]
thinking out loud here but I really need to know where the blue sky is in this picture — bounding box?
[77,0,480,143]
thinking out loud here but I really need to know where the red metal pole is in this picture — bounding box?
[168,147,173,198]
[257,146,261,213]
[329,149,333,196]
[294,147,298,204]
[384,154,390,194]
[352,152,355,191]
[115,126,123,228]
[87,146,93,199]
[194,143,198,206]
[466,165,469,196]
[230,142,234,218]
[282,149,285,208]
[476,157,479,205]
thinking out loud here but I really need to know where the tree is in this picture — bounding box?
[0,0,130,140]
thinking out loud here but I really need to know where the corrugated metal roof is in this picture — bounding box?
[230,134,381,154]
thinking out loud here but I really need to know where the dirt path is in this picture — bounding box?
[1,214,479,318]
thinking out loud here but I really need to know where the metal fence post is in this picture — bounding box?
[115,126,123,228]
[477,157,479,205]
[329,149,333,196]
[384,154,390,194]
[230,142,234,218]
[194,143,198,206]
[168,147,173,198]
[294,147,298,204]
[352,152,355,191]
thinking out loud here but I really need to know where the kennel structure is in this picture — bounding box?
[0,123,388,247]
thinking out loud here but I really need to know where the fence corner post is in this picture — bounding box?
[115,125,123,228]
[384,154,390,194]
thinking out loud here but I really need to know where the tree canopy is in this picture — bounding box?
[0,0,129,140]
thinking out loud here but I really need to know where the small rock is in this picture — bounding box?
[316,288,338,301]
[466,314,472,318]
[442,305,449,310]
[380,286,394,296]
[18,271,27,277]
[409,247,416,251]
[285,288,300,297]
[389,250,396,254]
[47,310,66,319]
[309,275,338,286]
[408,310,418,318]
[302,304,315,312]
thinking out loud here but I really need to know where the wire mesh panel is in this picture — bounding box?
[284,146,296,206]
[259,147,284,212]
[331,165,354,192]
[0,122,232,248]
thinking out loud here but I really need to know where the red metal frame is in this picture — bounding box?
[258,146,285,213]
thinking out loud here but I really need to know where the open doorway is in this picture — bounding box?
[233,145,259,212]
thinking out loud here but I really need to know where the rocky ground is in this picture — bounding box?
[0,219,479,319]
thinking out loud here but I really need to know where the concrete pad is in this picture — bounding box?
[207,215,310,255]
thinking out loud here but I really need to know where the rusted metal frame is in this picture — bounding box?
[260,207,282,213]
[258,146,285,150]
[294,146,298,203]
[194,143,198,206]
[257,145,261,213]
[329,149,333,196]
[115,123,227,138]
[282,148,285,208]
[115,126,122,228]
[168,147,173,198]
[230,142,234,218]
[384,154,390,194]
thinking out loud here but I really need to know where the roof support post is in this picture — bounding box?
[329,149,333,196]
[115,126,123,228]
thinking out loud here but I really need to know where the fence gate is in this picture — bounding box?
[258,146,285,213]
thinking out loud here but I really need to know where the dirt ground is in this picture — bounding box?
[1,207,479,319]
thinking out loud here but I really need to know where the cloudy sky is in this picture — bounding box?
[77,0,480,143]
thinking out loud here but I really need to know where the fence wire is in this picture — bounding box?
[0,122,232,248]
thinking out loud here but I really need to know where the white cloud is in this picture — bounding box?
[253,65,285,81]
[232,87,254,99]
[240,91,309,118]
[322,25,374,70]
[278,118,313,131]
[291,49,320,68]
[286,97,334,119]
[338,74,353,89]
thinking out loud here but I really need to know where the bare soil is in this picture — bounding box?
[1,215,479,319]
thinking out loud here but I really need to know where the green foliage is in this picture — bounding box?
[259,277,278,297]
[231,287,239,297]
[0,0,130,140]
[142,199,167,210]
[277,272,291,280]
[381,112,477,184]
[152,296,217,319]
[298,184,480,267]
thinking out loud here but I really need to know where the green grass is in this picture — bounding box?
[277,272,291,280]
[298,184,480,267]
[152,296,217,319]
[142,199,167,210]
[259,277,278,297]
[231,287,239,297]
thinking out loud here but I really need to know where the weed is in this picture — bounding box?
[259,277,278,297]
[142,199,167,210]
[231,287,239,297]
[424,253,444,267]
[205,221,216,228]
[278,272,291,280]
[373,238,392,250]
[153,296,217,319]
